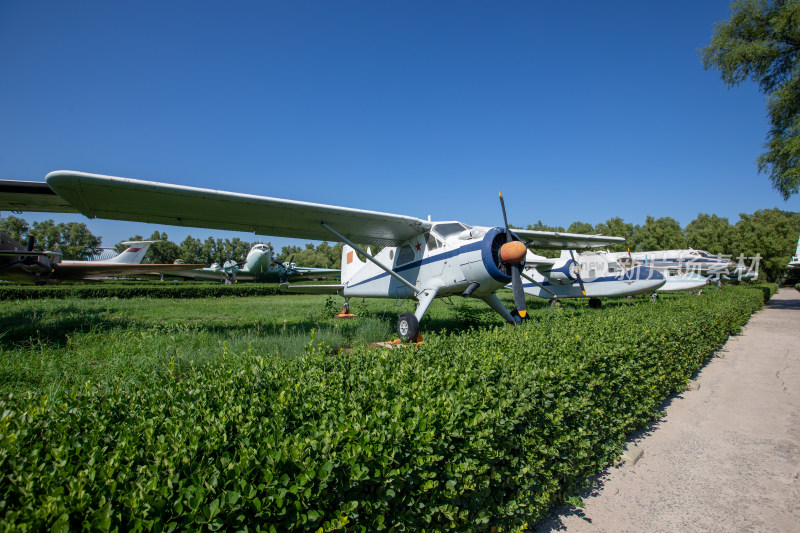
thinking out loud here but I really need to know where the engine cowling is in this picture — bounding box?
[542,257,578,284]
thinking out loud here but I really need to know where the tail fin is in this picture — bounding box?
[107,240,158,264]
[341,244,365,285]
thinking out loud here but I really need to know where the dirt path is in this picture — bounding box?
[535,288,800,533]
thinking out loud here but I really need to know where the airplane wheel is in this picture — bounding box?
[224,278,232,285]
[651,292,659,301]
[588,298,602,309]
[397,313,419,343]
[547,299,561,309]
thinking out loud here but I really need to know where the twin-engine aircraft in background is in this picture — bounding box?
[166,243,339,284]
[568,250,708,295]
[0,232,203,284]
[513,249,665,308]
[0,171,624,340]
[610,248,736,275]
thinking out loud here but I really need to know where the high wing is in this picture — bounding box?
[514,229,624,249]
[0,180,81,213]
[39,171,432,247]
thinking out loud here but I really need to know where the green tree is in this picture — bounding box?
[702,0,800,199]
[0,215,30,243]
[594,217,636,252]
[632,216,687,251]
[221,238,252,264]
[144,231,180,264]
[178,236,203,264]
[685,214,735,254]
[567,221,595,235]
[732,208,800,280]
[28,219,102,260]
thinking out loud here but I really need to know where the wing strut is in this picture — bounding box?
[319,221,420,296]
[520,270,557,297]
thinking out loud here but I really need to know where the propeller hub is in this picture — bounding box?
[500,240,527,264]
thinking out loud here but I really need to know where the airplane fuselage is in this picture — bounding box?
[342,224,513,300]
[611,249,735,275]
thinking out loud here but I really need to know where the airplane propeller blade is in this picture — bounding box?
[279,254,296,283]
[498,191,528,321]
[568,249,586,296]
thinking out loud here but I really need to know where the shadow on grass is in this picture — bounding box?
[0,307,131,348]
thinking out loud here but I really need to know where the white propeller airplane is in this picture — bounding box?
[0,171,624,341]
[516,250,666,308]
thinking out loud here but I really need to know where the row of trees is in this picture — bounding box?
[2,209,799,280]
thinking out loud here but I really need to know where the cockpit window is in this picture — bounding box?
[396,244,415,266]
[432,222,467,238]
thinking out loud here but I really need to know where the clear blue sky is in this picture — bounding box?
[1,1,798,251]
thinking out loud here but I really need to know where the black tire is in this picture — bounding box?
[588,297,602,309]
[547,299,561,309]
[397,313,419,342]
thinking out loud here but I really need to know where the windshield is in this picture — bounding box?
[432,222,468,238]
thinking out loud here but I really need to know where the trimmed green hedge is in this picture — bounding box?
[0,287,766,531]
[751,282,779,304]
[0,283,285,300]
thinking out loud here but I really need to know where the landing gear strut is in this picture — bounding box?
[335,298,357,319]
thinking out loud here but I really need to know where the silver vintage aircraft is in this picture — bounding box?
[516,250,666,308]
[1,171,624,340]
[167,243,339,284]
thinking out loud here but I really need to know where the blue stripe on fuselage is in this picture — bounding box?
[345,240,483,289]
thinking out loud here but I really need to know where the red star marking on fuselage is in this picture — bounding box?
[415,241,421,252]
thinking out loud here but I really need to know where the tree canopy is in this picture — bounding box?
[0,215,101,260]
[702,0,800,199]
[685,213,735,254]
